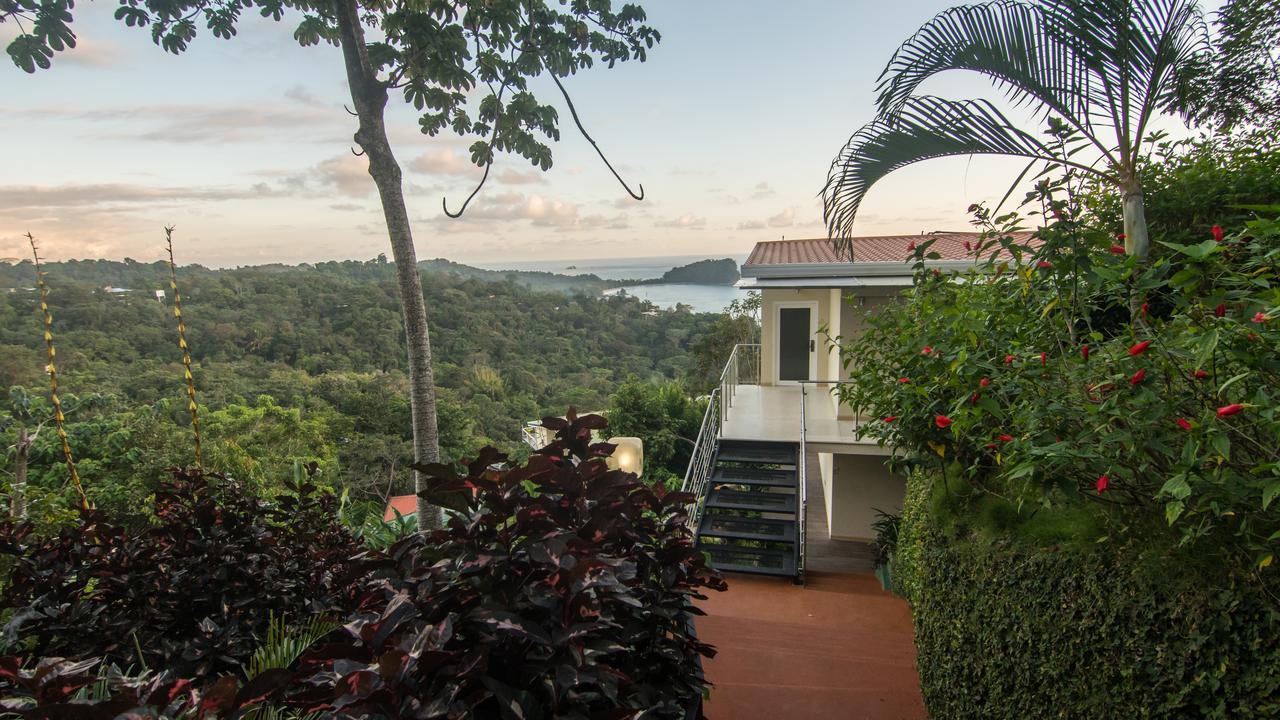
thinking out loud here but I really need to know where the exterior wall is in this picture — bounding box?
[827,453,905,541]
[758,288,834,385]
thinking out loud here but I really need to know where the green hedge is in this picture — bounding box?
[899,474,1280,719]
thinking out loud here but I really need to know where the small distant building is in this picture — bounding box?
[155,289,166,302]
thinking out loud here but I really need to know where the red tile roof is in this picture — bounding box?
[744,232,1037,267]
[384,494,417,521]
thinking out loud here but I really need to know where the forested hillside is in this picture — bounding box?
[0,257,719,522]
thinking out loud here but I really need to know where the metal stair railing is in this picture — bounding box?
[718,343,760,435]
[681,385,720,534]
[798,384,808,586]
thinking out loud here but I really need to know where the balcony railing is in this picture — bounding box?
[718,343,760,434]
[680,385,720,534]
[798,384,809,585]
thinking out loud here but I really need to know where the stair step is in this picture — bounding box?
[716,440,797,466]
[707,487,797,514]
[698,513,797,544]
[701,544,797,577]
[711,467,797,489]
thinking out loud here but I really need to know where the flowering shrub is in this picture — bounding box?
[839,200,1280,568]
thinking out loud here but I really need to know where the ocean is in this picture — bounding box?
[473,253,751,314]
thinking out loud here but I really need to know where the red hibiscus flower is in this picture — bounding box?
[1040,351,1047,366]
[1215,303,1227,318]
[1217,404,1244,417]
[998,434,1013,442]
[1081,345,1090,360]
[935,415,953,429]
[980,377,991,388]
[1130,368,1147,385]
[907,241,917,253]
[899,377,910,384]
[1141,302,1149,318]
[1176,417,1192,431]
[1037,260,1053,269]
[883,416,898,423]
[1110,244,1126,254]
[1004,354,1016,365]
[1211,225,1224,242]
[922,345,933,355]
[1095,474,1109,493]
[1252,312,1268,324]
[1191,369,1209,380]
[1116,233,1126,241]
[1128,340,1151,356]
[964,240,973,251]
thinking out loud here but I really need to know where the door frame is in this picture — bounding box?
[772,300,819,385]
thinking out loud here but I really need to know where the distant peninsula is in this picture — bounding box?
[627,258,740,286]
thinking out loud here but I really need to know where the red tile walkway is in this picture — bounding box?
[695,570,927,720]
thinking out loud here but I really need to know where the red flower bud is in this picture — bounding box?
[1211,225,1224,242]
[1081,345,1090,360]
[1252,312,1268,324]
[1217,404,1244,417]
[883,415,898,423]
[1116,233,1126,241]
[1215,303,1226,318]
[1129,368,1146,385]
[899,377,910,384]
[932,269,942,278]
[998,434,1014,442]
[1037,260,1053,269]
[1191,369,1209,380]
[935,415,953,429]
[1004,354,1016,365]
[921,345,933,355]
[907,241,916,253]
[1128,340,1151,356]
[1109,245,1126,254]
[1176,417,1192,431]
[985,442,997,450]
[979,377,991,388]
[1040,351,1047,366]
[1095,474,1109,493]
[970,392,980,405]
[1141,302,1149,317]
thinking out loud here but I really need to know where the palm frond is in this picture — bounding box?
[823,96,1087,249]
[246,613,340,679]
[876,1,1093,132]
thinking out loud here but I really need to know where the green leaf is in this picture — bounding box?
[1160,475,1192,500]
[1211,432,1230,460]
[1263,481,1280,511]
[1165,500,1185,525]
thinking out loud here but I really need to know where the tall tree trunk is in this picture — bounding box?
[11,425,28,520]
[333,0,443,531]
[1121,175,1150,261]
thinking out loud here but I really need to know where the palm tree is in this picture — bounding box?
[824,0,1209,261]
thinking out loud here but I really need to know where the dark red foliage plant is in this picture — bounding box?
[285,410,726,718]
[0,468,364,682]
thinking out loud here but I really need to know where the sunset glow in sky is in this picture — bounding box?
[0,1,1215,267]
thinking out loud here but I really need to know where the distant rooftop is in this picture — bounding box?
[744,232,1037,269]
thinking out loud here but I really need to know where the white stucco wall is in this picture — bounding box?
[827,453,906,541]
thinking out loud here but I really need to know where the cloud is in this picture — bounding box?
[494,168,547,185]
[408,148,475,176]
[314,154,373,196]
[654,214,706,229]
[0,183,268,209]
[455,192,582,228]
[737,219,767,230]
[767,207,796,228]
[751,182,777,198]
[56,37,126,68]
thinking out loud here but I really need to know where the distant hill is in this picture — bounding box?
[0,257,611,295]
[627,258,739,286]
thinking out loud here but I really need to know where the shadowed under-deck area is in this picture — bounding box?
[693,448,926,720]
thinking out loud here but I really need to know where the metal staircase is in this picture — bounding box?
[696,439,802,578]
[682,344,806,584]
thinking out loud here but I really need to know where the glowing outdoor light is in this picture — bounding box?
[606,436,644,477]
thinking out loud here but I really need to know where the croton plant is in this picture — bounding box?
[0,410,724,719]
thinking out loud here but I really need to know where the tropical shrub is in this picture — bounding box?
[282,410,724,718]
[840,194,1280,569]
[896,472,1280,720]
[0,411,723,718]
[0,468,364,681]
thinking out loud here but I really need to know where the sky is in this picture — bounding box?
[0,1,1216,267]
